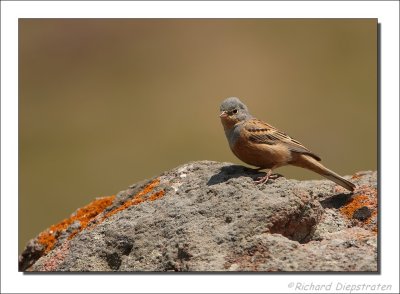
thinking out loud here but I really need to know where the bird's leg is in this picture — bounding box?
[254,169,273,184]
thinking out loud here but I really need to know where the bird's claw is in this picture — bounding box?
[254,172,280,184]
[254,175,270,184]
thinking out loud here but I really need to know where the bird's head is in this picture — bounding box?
[219,97,251,128]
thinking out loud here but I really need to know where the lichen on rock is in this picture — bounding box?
[19,161,377,272]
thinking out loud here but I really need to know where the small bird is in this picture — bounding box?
[219,97,355,192]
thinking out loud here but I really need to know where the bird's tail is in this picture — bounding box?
[292,154,356,192]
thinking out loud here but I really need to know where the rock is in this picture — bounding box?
[353,206,372,221]
[19,161,377,272]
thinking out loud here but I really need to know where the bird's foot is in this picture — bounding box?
[254,175,270,184]
[254,170,281,184]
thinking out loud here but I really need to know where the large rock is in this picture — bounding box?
[19,161,377,272]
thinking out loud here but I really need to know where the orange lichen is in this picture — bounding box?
[37,195,115,253]
[149,190,165,201]
[340,195,369,219]
[339,193,377,223]
[351,174,362,180]
[75,196,117,229]
[36,178,165,255]
[103,179,162,219]
[37,231,57,254]
[67,229,79,240]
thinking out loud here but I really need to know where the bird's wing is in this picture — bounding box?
[243,119,321,161]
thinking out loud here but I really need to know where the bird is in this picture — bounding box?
[219,97,355,192]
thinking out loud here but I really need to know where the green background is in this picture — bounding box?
[19,19,377,253]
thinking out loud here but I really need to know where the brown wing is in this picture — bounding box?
[244,119,321,161]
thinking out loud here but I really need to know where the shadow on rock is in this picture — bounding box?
[207,165,263,185]
[320,193,354,209]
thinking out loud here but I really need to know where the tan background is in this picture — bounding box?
[19,19,377,253]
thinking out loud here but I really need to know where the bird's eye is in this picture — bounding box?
[232,109,238,114]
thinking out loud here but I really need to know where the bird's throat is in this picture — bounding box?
[224,123,242,148]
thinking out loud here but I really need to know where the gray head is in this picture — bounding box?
[219,97,252,124]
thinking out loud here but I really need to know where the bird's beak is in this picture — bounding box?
[219,111,228,118]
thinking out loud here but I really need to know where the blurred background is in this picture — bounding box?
[19,19,377,253]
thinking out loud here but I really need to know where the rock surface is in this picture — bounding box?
[19,161,378,272]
